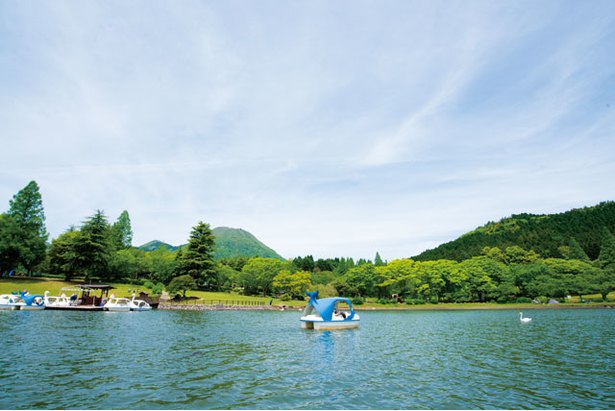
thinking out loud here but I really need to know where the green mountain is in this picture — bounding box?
[138,240,179,252]
[137,227,284,260]
[413,201,615,262]
[212,227,284,260]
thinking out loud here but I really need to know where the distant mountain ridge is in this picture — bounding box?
[413,201,615,261]
[137,227,284,260]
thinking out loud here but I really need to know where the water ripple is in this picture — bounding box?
[1,309,614,409]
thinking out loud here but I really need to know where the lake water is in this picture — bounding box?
[1,308,613,409]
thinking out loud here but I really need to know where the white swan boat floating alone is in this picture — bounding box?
[300,291,360,330]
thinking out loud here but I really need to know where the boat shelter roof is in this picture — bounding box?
[77,284,116,290]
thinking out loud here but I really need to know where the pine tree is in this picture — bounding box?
[175,221,217,289]
[7,181,48,273]
[595,227,615,300]
[374,252,385,266]
[74,210,113,282]
[568,238,590,261]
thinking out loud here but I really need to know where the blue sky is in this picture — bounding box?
[1,0,614,260]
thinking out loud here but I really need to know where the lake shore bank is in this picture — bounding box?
[158,302,614,311]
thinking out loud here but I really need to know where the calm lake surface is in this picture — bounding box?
[1,308,613,409]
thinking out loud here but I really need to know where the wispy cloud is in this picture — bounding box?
[1,0,614,259]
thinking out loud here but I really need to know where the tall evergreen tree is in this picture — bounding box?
[74,210,113,282]
[595,227,615,300]
[111,210,133,250]
[175,221,217,289]
[6,181,48,273]
[567,238,590,261]
[374,252,385,266]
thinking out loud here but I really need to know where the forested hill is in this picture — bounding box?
[413,201,615,262]
[138,240,179,252]
[211,227,284,260]
[138,227,284,260]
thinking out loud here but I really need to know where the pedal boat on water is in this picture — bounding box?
[300,291,360,330]
[43,291,72,308]
[104,297,133,312]
[0,292,44,310]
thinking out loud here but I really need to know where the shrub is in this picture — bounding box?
[405,298,425,305]
[516,297,533,304]
[151,282,164,296]
[377,298,397,305]
[280,294,292,301]
[352,296,364,305]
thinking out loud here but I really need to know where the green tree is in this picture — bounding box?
[74,210,114,282]
[167,274,197,298]
[374,252,385,266]
[111,210,133,250]
[0,214,23,275]
[7,181,48,273]
[374,259,418,299]
[567,238,590,261]
[272,270,312,299]
[175,221,217,289]
[344,263,378,297]
[146,248,178,285]
[595,228,615,300]
[238,257,284,295]
[45,229,81,280]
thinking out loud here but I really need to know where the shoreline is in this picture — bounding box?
[158,302,614,312]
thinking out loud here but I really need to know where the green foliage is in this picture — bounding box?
[0,214,25,275]
[111,210,133,250]
[272,270,312,299]
[315,283,338,298]
[238,257,285,295]
[212,227,284,260]
[351,296,364,305]
[5,181,48,273]
[167,274,197,298]
[175,221,217,289]
[138,240,179,252]
[415,202,615,261]
[70,210,114,282]
[45,229,81,280]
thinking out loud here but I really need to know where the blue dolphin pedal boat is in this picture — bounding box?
[300,291,360,330]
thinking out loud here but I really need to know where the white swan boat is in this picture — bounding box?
[129,298,152,311]
[300,291,360,330]
[44,291,72,308]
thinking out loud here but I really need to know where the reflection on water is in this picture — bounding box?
[0,309,613,409]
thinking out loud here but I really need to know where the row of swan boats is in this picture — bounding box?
[0,285,152,312]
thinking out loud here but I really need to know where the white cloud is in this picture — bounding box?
[1,0,614,260]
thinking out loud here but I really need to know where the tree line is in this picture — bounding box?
[1,181,614,302]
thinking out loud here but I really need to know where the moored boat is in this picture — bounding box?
[0,292,45,310]
[104,297,132,311]
[0,294,22,310]
[300,291,360,330]
[43,291,72,308]
[128,296,152,311]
